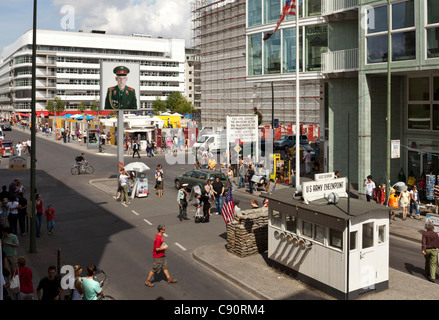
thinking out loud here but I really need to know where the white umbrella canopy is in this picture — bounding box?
[124,162,150,172]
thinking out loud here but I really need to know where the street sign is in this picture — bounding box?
[391,140,400,159]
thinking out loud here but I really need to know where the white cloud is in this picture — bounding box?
[52,0,193,43]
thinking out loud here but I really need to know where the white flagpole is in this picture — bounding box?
[295,0,300,188]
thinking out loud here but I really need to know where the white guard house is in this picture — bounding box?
[262,173,389,300]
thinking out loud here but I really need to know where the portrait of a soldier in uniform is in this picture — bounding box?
[104,66,138,110]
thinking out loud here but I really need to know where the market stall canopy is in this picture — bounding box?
[124,162,150,172]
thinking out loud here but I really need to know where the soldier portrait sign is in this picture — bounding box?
[100,62,140,110]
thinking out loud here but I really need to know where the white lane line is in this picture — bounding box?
[122,203,128,208]
[163,233,168,237]
[143,219,152,225]
[132,210,139,216]
[174,242,187,251]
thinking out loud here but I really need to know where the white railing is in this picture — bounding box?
[322,0,358,15]
[321,48,358,73]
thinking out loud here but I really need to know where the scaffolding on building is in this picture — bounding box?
[191,0,321,131]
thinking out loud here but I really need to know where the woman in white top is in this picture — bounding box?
[6,195,19,234]
[399,189,411,220]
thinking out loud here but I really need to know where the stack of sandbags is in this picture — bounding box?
[226,207,268,257]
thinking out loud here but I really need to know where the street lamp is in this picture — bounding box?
[29,0,37,253]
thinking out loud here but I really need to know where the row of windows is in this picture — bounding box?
[248,0,321,27]
[270,209,387,251]
[32,45,164,57]
[367,0,439,63]
[408,76,439,131]
[56,57,180,68]
[248,24,327,75]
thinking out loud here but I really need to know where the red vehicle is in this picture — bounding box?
[0,139,14,157]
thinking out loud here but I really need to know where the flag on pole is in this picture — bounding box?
[263,0,296,41]
[221,188,235,225]
[263,179,277,207]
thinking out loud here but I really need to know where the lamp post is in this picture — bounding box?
[29,0,37,253]
[386,0,392,205]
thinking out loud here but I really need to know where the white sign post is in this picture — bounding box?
[226,115,258,166]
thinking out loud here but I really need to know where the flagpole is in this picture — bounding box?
[295,2,300,189]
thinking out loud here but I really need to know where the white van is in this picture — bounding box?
[192,134,225,153]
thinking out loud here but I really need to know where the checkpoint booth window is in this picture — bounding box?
[263,183,389,300]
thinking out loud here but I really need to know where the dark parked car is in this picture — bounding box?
[174,169,229,191]
[1,123,11,131]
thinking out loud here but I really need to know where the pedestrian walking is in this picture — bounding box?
[145,225,177,287]
[0,185,9,226]
[36,265,62,300]
[35,193,43,238]
[228,166,235,191]
[177,184,189,221]
[16,256,34,300]
[422,222,439,283]
[238,160,246,189]
[17,192,28,236]
[247,165,255,194]
[155,165,164,198]
[363,175,376,202]
[119,168,131,205]
[44,203,55,235]
[6,195,19,235]
[409,185,422,220]
[212,176,224,214]
[132,140,141,158]
[1,227,19,276]
[399,188,410,221]
[302,150,313,174]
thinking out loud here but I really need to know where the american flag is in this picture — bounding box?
[221,188,235,225]
[263,0,296,41]
[263,179,277,207]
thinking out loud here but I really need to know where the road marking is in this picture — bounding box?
[143,219,152,225]
[122,203,128,208]
[174,242,187,251]
[163,233,168,237]
[132,210,139,216]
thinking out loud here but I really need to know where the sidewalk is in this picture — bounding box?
[11,128,439,300]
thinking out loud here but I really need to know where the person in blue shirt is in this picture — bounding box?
[81,265,102,300]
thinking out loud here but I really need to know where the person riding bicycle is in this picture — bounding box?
[75,153,88,172]
[81,265,103,300]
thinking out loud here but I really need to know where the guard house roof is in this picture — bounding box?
[261,188,389,223]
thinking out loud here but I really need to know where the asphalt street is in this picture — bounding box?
[2,128,259,300]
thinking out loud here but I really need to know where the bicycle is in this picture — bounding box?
[95,270,115,300]
[71,162,94,175]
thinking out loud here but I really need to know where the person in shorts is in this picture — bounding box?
[144,225,177,287]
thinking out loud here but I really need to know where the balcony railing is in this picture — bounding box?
[322,0,358,15]
[322,48,358,73]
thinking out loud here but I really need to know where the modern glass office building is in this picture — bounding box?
[246,0,439,195]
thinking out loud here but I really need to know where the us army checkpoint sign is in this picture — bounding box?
[302,177,348,202]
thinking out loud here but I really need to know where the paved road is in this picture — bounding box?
[3,129,257,300]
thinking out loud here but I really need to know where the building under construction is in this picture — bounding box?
[191,0,321,139]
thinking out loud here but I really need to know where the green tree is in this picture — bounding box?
[166,92,185,113]
[152,96,167,114]
[45,97,65,114]
[77,101,87,113]
[174,98,196,115]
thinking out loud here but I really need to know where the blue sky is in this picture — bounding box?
[1,0,193,58]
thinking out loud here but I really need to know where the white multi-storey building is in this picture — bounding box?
[0,29,185,115]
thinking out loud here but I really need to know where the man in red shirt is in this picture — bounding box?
[144,225,177,287]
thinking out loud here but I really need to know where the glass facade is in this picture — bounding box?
[305,25,328,71]
[408,76,439,131]
[248,0,262,27]
[366,0,415,64]
[264,0,281,24]
[248,34,263,75]
[264,31,281,74]
[427,0,439,59]
[282,27,302,73]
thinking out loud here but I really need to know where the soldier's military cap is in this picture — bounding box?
[113,66,130,76]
